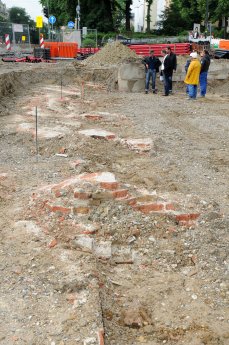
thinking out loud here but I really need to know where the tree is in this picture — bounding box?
[39,0,116,32]
[124,0,132,31]
[146,0,153,33]
[9,7,31,24]
[158,0,202,35]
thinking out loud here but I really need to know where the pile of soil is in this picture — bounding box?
[83,41,139,67]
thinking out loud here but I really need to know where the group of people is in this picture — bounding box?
[143,47,211,100]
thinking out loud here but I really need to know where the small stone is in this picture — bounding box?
[191,294,198,300]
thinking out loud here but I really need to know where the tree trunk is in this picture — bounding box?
[146,0,153,33]
[125,0,132,31]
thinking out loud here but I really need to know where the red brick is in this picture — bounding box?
[46,203,71,214]
[134,203,164,214]
[84,114,103,120]
[175,213,200,222]
[80,172,98,180]
[48,239,58,248]
[59,147,66,154]
[165,203,176,211]
[98,329,105,345]
[111,189,128,198]
[125,197,137,206]
[73,206,90,214]
[100,182,119,190]
[74,190,91,199]
[81,229,97,235]
[53,189,67,198]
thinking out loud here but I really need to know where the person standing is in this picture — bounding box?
[143,50,161,94]
[184,52,201,100]
[166,46,177,93]
[199,50,211,97]
[194,27,199,39]
[161,49,173,96]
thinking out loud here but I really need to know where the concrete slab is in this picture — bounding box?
[78,129,116,140]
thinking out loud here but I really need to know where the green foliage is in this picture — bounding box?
[0,15,8,22]
[82,38,96,47]
[159,0,229,36]
[9,7,31,24]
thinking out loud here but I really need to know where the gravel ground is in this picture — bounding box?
[0,58,228,345]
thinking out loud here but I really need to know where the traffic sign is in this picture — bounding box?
[36,16,43,28]
[68,21,75,29]
[49,15,56,25]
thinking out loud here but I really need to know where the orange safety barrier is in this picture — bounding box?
[44,42,78,58]
[219,40,229,50]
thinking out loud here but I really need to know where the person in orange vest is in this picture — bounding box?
[184,52,201,100]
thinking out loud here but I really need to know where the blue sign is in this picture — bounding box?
[49,15,56,25]
[68,21,75,29]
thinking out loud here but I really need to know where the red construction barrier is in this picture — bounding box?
[78,43,190,58]
[78,47,100,55]
[128,43,191,56]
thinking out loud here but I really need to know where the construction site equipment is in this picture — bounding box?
[1,55,55,63]
[34,47,51,60]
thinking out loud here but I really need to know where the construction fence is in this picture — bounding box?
[0,22,30,48]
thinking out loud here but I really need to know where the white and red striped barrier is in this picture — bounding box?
[40,34,44,49]
[5,34,11,50]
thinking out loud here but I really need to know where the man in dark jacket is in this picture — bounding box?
[161,49,173,96]
[166,46,177,93]
[199,50,211,97]
[143,50,161,94]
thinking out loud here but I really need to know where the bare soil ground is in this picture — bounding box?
[0,58,228,345]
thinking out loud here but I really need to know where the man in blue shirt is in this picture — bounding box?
[143,50,161,94]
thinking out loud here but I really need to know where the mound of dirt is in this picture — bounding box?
[83,41,139,67]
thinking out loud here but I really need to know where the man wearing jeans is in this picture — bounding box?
[143,50,161,94]
[166,46,177,93]
[161,49,173,96]
[184,52,201,100]
[199,50,211,97]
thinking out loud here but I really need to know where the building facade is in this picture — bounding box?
[0,0,8,20]
[131,0,171,32]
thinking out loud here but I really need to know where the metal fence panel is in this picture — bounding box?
[0,22,30,49]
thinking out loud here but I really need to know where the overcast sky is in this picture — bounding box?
[4,0,44,21]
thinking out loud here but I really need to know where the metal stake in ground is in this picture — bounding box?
[61,74,63,100]
[35,106,39,162]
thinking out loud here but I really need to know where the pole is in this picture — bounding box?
[35,106,38,162]
[28,25,31,48]
[12,23,15,45]
[205,0,209,32]
[61,74,63,100]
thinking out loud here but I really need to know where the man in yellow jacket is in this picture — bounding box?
[184,52,201,100]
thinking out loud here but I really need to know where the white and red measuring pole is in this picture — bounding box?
[40,34,44,49]
[5,34,11,50]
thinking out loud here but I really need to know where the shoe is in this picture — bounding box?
[169,90,173,94]
[162,94,169,96]
[152,89,157,94]
[145,90,148,94]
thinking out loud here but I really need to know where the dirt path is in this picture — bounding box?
[0,61,228,345]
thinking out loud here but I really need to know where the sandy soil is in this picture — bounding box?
[0,59,228,345]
